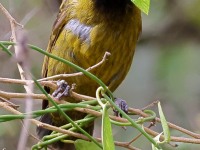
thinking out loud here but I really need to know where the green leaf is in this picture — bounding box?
[75,140,102,150]
[132,0,150,15]
[102,105,115,150]
[158,102,171,143]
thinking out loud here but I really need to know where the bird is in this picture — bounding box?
[37,0,141,149]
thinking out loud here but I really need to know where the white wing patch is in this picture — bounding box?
[65,19,92,44]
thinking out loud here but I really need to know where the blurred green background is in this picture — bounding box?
[0,0,200,149]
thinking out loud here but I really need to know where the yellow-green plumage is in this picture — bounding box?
[44,0,141,93]
[37,0,141,149]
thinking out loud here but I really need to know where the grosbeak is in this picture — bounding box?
[37,0,141,149]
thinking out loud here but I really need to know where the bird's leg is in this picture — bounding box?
[113,98,128,117]
[52,80,71,100]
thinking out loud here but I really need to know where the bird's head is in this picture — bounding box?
[93,0,134,14]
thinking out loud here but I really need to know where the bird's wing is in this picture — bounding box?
[42,0,71,78]
[41,0,73,109]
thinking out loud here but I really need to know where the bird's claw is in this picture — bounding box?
[113,98,128,117]
[52,80,70,100]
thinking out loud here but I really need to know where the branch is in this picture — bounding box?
[1,91,200,146]
[0,3,29,91]
[0,102,139,150]
[1,82,200,144]
[0,77,57,90]
[0,4,38,149]
[128,108,200,139]
[38,51,111,81]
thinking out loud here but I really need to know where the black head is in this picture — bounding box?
[93,0,133,15]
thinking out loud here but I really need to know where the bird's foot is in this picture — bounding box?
[113,98,128,117]
[52,80,71,100]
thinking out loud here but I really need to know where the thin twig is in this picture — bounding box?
[0,77,96,101]
[0,102,89,139]
[141,100,159,110]
[1,80,200,142]
[0,89,95,102]
[128,108,200,139]
[0,90,46,100]
[144,127,200,144]
[1,85,200,143]
[15,32,34,150]
[1,94,200,145]
[0,77,57,90]
[0,3,29,91]
[38,51,111,81]
[128,133,143,145]
[0,102,139,150]
[0,3,23,28]
[0,5,35,149]
[0,96,19,109]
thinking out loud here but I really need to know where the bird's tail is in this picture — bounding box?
[36,113,94,150]
[36,113,53,138]
[37,113,77,150]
